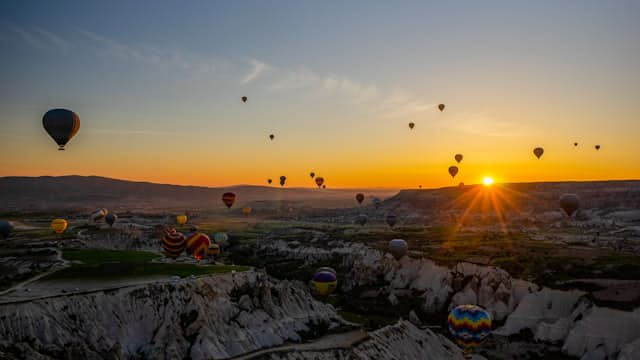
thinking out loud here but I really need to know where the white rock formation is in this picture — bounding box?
[0,271,343,359]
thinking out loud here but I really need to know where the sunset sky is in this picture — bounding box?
[1,1,639,189]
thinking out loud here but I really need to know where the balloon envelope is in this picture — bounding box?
[533,147,544,159]
[105,213,117,227]
[176,214,188,225]
[186,232,210,261]
[222,192,236,208]
[51,219,68,234]
[408,122,415,129]
[448,166,459,178]
[448,305,492,350]
[90,208,108,222]
[242,207,252,217]
[438,104,445,112]
[42,108,80,150]
[355,193,365,205]
[312,271,337,297]
[162,228,186,259]
[559,193,580,217]
[279,176,286,187]
[388,239,408,260]
[595,145,600,150]
[214,232,229,245]
[269,134,274,140]
[455,154,463,163]
[310,172,315,178]
[0,221,13,239]
[267,178,272,184]
[315,177,324,188]
[241,96,247,103]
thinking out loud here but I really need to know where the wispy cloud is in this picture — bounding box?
[75,28,216,74]
[242,58,270,84]
[447,113,526,137]
[1,24,445,123]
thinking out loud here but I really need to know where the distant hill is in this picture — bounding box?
[383,180,640,216]
[0,176,398,212]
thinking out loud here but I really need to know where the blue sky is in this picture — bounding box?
[1,1,639,187]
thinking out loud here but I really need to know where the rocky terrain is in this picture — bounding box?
[242,237,640,359]
[0,271,343,359]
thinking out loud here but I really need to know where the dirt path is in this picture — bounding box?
[229,329,369,360]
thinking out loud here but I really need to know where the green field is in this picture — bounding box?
[45,249,250,280]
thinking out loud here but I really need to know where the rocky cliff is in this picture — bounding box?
[0,271,343,359]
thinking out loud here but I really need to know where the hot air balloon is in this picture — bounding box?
[51,219,68,234]
[162,228,186,259]
[559,193,580,217]
[0,221,13,240]
[311,270,337,297]
[533,147,544,159]
[279,176,286,187]
[388,239,408,260]
[209,243,221,256]
[105,212,117,227]
[355,214,367,226]
[42,108,80,150]
[372,198,381,210]
[310,172,315,179]
[176,214,188,225]
[408,122,415,130]
[355,193,365,205]
[322,185,326,189]
[448,305,492,355]
[455,154,463,163]
[448,166,459,178]
[315,177,325,188]
[242,206,252,217]
[269,134,274,141]
[267,178,272,185]
[90,208,108,222]
[186,232,210,261]
[214,232,229,246]
[241,96,247,103]
[438,104,445,112]
[222,192,236,209]
[386,213,397,228]
[595,145,600,150]
[574,142,578,147]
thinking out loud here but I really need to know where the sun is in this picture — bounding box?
[482,176,494,186]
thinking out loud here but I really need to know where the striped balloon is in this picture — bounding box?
[447,304,492,350]
[162,228,186,259]
[186,232,210,261]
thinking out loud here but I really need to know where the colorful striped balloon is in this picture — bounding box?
[447,304,492,350]
[186,232,211,261]
[162,228,186,259]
